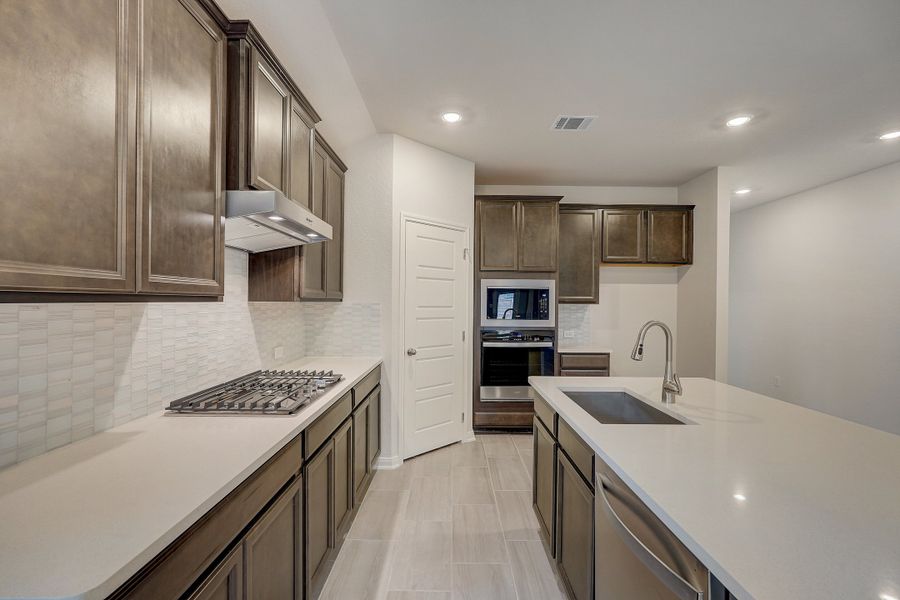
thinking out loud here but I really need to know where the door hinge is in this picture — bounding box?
[462,330,466,341]
[461,411,465,423]
[463,248,469,260]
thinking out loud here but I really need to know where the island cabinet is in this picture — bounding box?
[0,0,227,298]
[601,205,694,265]
[558,208,601,303]
[476,196,561,272]
[246,135,346,302]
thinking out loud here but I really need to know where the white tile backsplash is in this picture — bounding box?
[0,248,381,469]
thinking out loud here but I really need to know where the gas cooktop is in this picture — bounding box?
[165,369,343,415]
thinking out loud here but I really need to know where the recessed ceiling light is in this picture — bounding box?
[879,130,900,141]
[268,215,285,221]
[734,188,752,196]
[308,233,319,238]
[441,111,461,123]
[733,493,747,501]
[726,115,753,128]
[880,594,898,600]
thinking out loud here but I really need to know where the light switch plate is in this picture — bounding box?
[563,330,576,338]
[273,345,284,360]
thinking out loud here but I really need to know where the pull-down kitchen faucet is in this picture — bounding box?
[631,320,682,404]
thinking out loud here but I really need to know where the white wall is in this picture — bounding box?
[475,184,680,377]
[390,136,476,460]
[676,168,732,380]
[729,161,900,435]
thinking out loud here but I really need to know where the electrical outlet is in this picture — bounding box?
[273,345,284,361]
[563,330,576,339]
[773,376,781,388]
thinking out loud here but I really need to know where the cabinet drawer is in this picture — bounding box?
[559,353,610,371]
[561,369,609,377]
[558,419,594,487]
[533,392,557,436]
[305,391,352,459]
[353,366,381,407]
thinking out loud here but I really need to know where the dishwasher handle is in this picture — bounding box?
[596,474,704,600]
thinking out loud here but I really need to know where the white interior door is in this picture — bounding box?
[402,219,468,458]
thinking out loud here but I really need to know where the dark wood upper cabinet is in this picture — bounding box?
[0,0,227,299]
[138,0,226,296]
[479,200,519,271]
[559,208,600,303]
[0,0,137,294]
[601,209,646,263]
[299,140,329,300]
[226,21,320,195]
[647,209,693,264]
[248,51,290,194]
[519,201,559,271]
[477,196,561,273]
[289,99,314,210]
[324,157,345,300]
[601,206,693,265]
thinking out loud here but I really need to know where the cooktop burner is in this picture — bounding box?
[165,369,343,415]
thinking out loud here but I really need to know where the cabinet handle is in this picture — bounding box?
[596,474,703,600]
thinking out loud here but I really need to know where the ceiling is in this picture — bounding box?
[322,0,900,210]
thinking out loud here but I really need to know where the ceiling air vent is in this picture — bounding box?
[552,115,596,131]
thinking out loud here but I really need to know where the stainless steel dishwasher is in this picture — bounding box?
[595,456,710,600]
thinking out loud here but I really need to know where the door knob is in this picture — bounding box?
[407,348,417,356]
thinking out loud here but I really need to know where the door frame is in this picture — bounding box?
[398,212,475,460]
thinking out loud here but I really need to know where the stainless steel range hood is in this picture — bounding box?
[224,190,332,253]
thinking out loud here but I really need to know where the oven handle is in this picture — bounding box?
[481,342,554,348]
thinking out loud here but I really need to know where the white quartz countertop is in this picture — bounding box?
[529,375,900,600]
[557,346,613,354]
[0,356,381,600]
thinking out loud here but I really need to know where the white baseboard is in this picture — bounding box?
[461,430,476,443]
[374,455,403,470]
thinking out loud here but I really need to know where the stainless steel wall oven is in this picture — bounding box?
[480,329,555,402]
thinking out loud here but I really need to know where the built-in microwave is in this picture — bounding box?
[481,279,555,329]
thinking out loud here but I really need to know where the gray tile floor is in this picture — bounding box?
[320,433,568,600]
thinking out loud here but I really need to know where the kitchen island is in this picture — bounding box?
[0,356,381,600]
[529,375,900,600]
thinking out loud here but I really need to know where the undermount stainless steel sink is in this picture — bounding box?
[563,391,685,425]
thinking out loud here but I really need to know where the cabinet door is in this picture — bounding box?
[188,545,244,600]
[647,209,692,264]
[0,0,137,293]
[479,201,519,271]
[300,140,328,299]
[601,209,646,263]
[367,389,381,469]
[518,201,559,271]
[559,209,600,303]
[556,452,594,600]
[249,50,289,194]
[305,441,334,593]
[333,420,354,537]
[324,161,345,300]
[533,416,556,556]
[352,397,370,503]
[288,99,314,210]
[138,0,225,295]
[244,477,302,600]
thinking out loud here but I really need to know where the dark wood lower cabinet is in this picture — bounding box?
[556,451,594,600]
[333,419,353,538]
[244,476,302,600]
[352,396,371,502]
[305,440,334,598]
[367,389,381,470]
[533,416,557,556]
[188,546,243,600]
